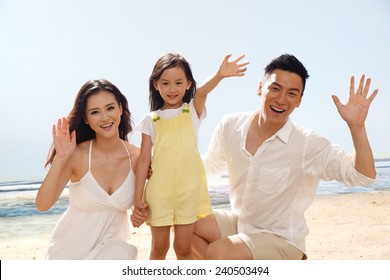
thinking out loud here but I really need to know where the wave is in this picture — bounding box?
[1,160,389,218]
[0,180,42,187]
[374,158,390,162]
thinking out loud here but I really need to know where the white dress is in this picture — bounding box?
[45,140,137,260]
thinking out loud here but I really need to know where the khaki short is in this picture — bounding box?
[213,209,306,260]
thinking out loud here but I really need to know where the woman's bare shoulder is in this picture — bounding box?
[73,140,90,156]
[69,140,90,181]
[124,142,140,172]
[124,141,140,155]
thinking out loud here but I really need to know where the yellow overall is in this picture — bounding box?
[145,105,212,226]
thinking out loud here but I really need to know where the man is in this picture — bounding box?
[192,54,378,260]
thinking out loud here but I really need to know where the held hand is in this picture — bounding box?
[52,117,76,159]
[131,202,148,228]
[146,163,153,180]
[332,75,378,128]
[217,54,249,78]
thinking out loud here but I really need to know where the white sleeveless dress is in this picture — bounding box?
[45,140,137,259]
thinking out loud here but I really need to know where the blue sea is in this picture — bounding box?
[1,159,389,240]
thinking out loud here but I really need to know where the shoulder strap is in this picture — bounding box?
[120,140,132,169]
[88,140,93,171]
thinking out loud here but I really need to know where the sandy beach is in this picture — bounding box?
[1,191,389,260]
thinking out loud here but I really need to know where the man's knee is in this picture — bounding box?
[206,236,253,260]
[193,214,220,241]
[192,233,206,260]
[206,241,228,260]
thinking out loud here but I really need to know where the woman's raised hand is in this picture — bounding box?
[52,117,76,159]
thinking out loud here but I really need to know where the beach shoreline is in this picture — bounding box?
[1,191,389,260]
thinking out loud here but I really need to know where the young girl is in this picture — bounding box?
[134,53,248,259]
[36,79,146,259]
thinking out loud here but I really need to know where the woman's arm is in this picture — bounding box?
[36,118,76,211]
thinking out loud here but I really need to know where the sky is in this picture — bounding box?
[0,0,389,181]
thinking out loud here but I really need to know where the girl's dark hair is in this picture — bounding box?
[264,54,310,93]
[148,53,197,111]
[45,79,133,167]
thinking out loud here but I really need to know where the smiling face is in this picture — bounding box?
[153,66,192,110]
[84,90,123,138]
[258,69,303,129]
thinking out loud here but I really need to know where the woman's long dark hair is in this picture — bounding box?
[149,53,197,111]
[45,79,133,167]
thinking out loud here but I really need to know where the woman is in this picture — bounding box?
[36,79,145,259]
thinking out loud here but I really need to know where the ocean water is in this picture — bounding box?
[1,159,389,239]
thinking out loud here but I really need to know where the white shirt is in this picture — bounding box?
[203,111,375,252]
[136,100,206,143]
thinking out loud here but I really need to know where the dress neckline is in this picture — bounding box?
[71,140,134,196]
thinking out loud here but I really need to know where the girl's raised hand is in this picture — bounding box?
[52,117,76,159]
[217,54,249,78]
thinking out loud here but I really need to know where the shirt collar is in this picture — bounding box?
[273,119,293,143]
[238,111,258,139]
[238,112,293,144]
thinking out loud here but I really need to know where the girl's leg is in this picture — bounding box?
[150,226,171,260]
[173,223,195,260]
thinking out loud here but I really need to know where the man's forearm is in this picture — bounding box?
[350,125,376,179]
